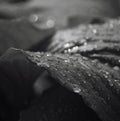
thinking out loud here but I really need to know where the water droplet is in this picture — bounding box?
[72,84,81,93]
[80,39,86,43]
[74,88,81,93]
[109,23,114,29]
[114,79,119,82]
[118,83,120,86]
[64,59,70,63]
[64,43,70,48]
[64,50,68,53]
[71,46,79,53]
[37,63,41,66]
[29,14,39,22]
[108,79,114,87]
[82,57,88,61]
[88,73,91,77]
[104,75,108,79]
[105,71,109,75]
[104,63,109,66]
[46,19,55,28]
[92,29,97,34]
[68,49,72,53]
[37,63,50,68]
[46,53,52,57]
[101,70,109,75]
[83,81,87,84]
[84,42,87,45]
[113,66,119,71]
[92,59,98,63]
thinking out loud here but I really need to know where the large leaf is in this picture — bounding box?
[0,47,120,121]
[0,47,113,121]
[24,50,120,121]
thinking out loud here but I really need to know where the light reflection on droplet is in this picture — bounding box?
[84,42,87,46]
[68,49,72,53]
[29,14,39,23]
[113,66,119,71]
[46,19,55,28]
[88,73,91,77]
[46,53,52,57]
[64,43,70,48]
[71,46,79,53]
[82,57,88,61]
[72,84,81,93]
[92,29,97,34]
[64,59,70,63]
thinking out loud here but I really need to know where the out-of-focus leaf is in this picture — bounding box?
[47,18,120,68]
[0,0,29,4]
[0,0,119,27]
[67,15,106,28]
[0,19,55,55]
[0,48,43,121]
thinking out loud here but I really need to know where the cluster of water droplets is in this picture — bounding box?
[29,14,55,29]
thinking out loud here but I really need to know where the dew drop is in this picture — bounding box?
[104,75,108,79]
[113,66,119,71]
[108,79,114,87]
[68,49,72,53]
[82,56,88,61]
[105,71,109,75]
[104,63,109,66]
[84,42,87,46]
[80,39,86,43]
[92,29,97,34]
[64,50,68,53]
[114,79,119,82]
[72,84,81,93]
[118,83,120,86]
[64,43,70,48]
[46,53,52,57]
[74,87,81,93]
[46,19,55,28]
[109,23,114,29]
[37,63,41,66]
[64,59,70,63]
[88,73,92,77]
[29,14,39,23]
[71,46,79,53]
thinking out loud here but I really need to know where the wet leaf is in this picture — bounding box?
[48,18,120,67]
[1,18,120,121]
[15,47,119,121]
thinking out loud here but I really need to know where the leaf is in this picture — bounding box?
[0,48,43,121]
[0,47,120,121]
[22,48,120,121]
[48,18,120,68]
[0,19,54,55]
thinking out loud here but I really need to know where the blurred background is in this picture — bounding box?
[0,0,120,28]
